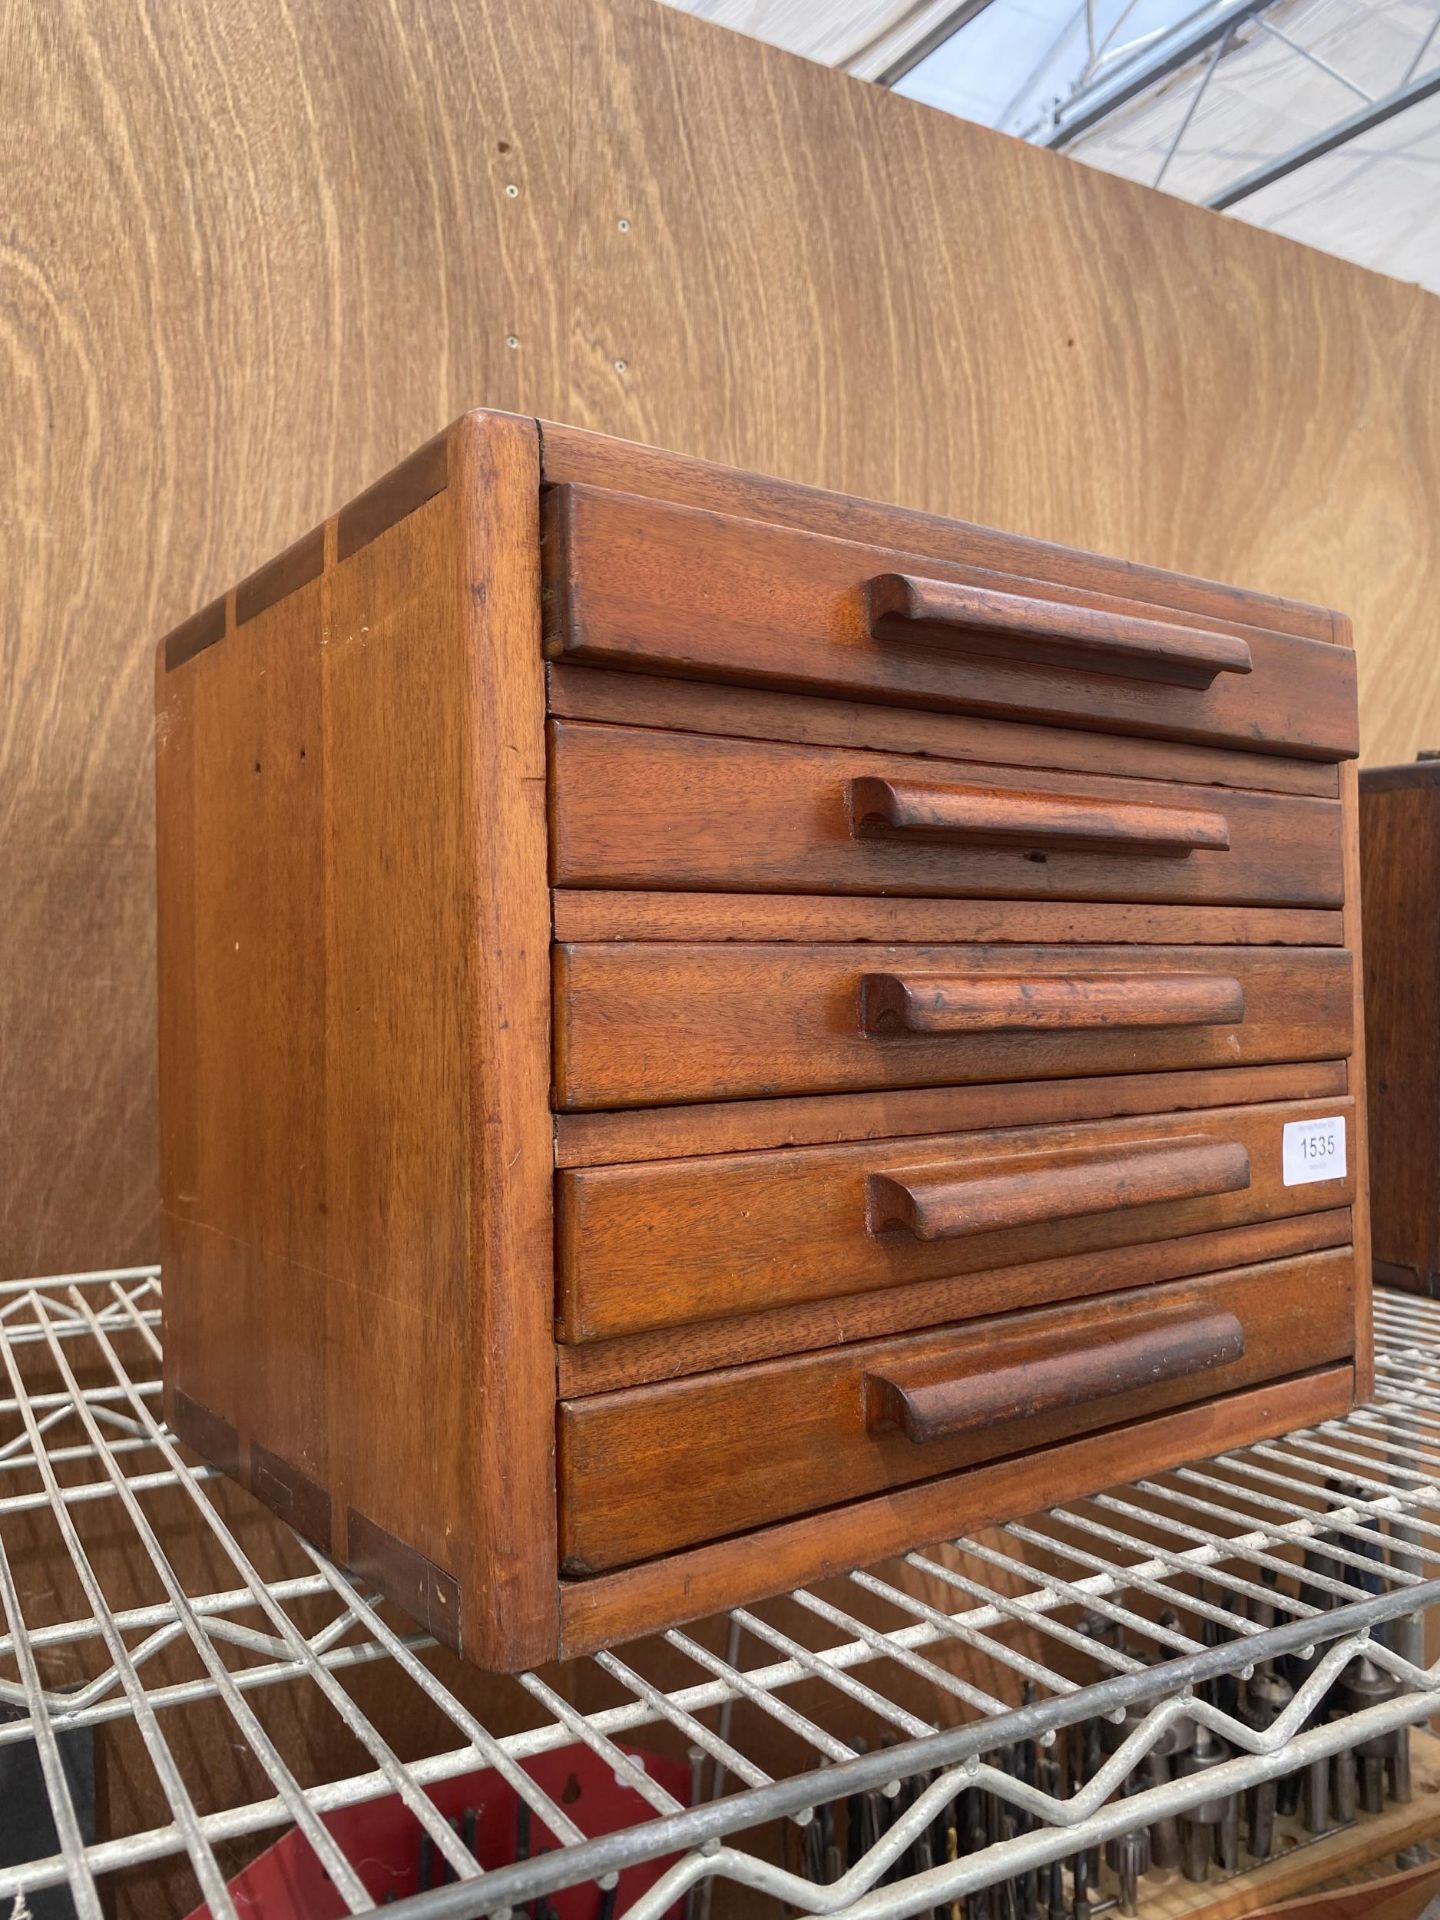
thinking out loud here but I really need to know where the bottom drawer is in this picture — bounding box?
[558,1248,1355,1572]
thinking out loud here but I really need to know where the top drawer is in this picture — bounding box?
[541,486,1358,763]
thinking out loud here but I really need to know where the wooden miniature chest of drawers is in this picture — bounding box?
[155,409,1369,1671]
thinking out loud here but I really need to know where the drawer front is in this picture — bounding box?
[553,942,1354,1110]
[542,486,1357,762]
[551,721,1343,907]
[558,1249,1356,1572]
[557,1095,1356,1341]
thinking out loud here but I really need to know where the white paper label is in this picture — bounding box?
[1282,1116,1347,1186]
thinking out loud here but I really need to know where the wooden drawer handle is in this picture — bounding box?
[864,1307,1246,1443]
[849,775,1230,858]
[868,1138,1252,1241]
[861,971,1245,1036]
[867,573,1254,690]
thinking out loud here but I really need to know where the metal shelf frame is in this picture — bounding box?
[4,1269,1440,1918]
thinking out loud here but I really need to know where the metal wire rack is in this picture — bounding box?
[4,1268,1440,1919]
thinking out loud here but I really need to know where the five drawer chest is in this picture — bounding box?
[155,409,1368,1671]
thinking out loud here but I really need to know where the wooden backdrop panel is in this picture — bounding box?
[0,0,571,1277]
[7,0,1440,1275]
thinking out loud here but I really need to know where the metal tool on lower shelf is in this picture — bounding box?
[3,1273,1440,1920]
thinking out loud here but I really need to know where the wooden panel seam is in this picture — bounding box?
[555,1208,1354,1394]
[547,662,1343,800]
[549,891,1348,947]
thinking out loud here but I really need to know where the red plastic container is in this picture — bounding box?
[184,1744,689,1918]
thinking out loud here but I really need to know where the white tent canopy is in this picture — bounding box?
[656,0,986,78]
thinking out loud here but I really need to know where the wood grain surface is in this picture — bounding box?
[558,1366,1355,1653]
[557,1095,1356,1341]
[556,1210,1354,1393]
[543,481,1356,756]
[1340,754,1375,1396]
[553,1058,1350,1161]
[553,890,1348,946]
[157,418,560,1671]
[549,721,1345,905]
[554,940,1354,1108]
[4,0,1435,1275]
[548,663,1342,796]
[557,1252,1356,1570]
[2,0,566,1278]
[1360,764,1440,1293]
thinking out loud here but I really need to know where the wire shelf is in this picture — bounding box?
[3,1269,1440,1919]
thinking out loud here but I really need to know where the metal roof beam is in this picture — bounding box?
[1042,0,1279,148]
[1206,65,1440,208]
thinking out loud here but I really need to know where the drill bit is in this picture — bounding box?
[1330,1743,1355,1827]
[1239,1580,1294,1863]
[1335,1651,1404,1815]
[1176,1720,1230,1882]
[1115,1823,1148,1917]
[1140,1616,1194,1873]
[1283,1514,1344,1830]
